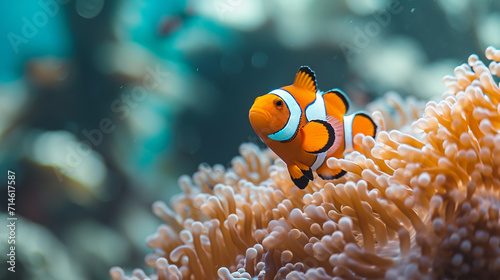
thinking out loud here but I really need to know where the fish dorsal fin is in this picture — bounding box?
[293,66,317,93]
[323,89,350,116]
[301,120,335,154]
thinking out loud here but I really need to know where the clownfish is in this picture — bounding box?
[249,66,377,189]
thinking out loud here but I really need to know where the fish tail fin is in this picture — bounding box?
[351,112,377,152]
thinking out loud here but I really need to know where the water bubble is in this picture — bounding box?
[76,0,104,19]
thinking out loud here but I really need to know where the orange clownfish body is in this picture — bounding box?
[249,66,377,189]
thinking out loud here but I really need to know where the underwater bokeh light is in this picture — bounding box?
[0,0,499,279]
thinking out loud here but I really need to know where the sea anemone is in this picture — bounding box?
[110,46,500,280]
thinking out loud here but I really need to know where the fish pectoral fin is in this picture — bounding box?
[301,120,335,154]
[351,112,377,151]
[288,164,310,189]
[323,89,349,115]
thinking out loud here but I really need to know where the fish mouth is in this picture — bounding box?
[249,108,271,132]
[249,107,269,118]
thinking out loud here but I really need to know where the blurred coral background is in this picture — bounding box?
[0,0,498,279]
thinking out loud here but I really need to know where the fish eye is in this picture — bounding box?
[274,99,283,108]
